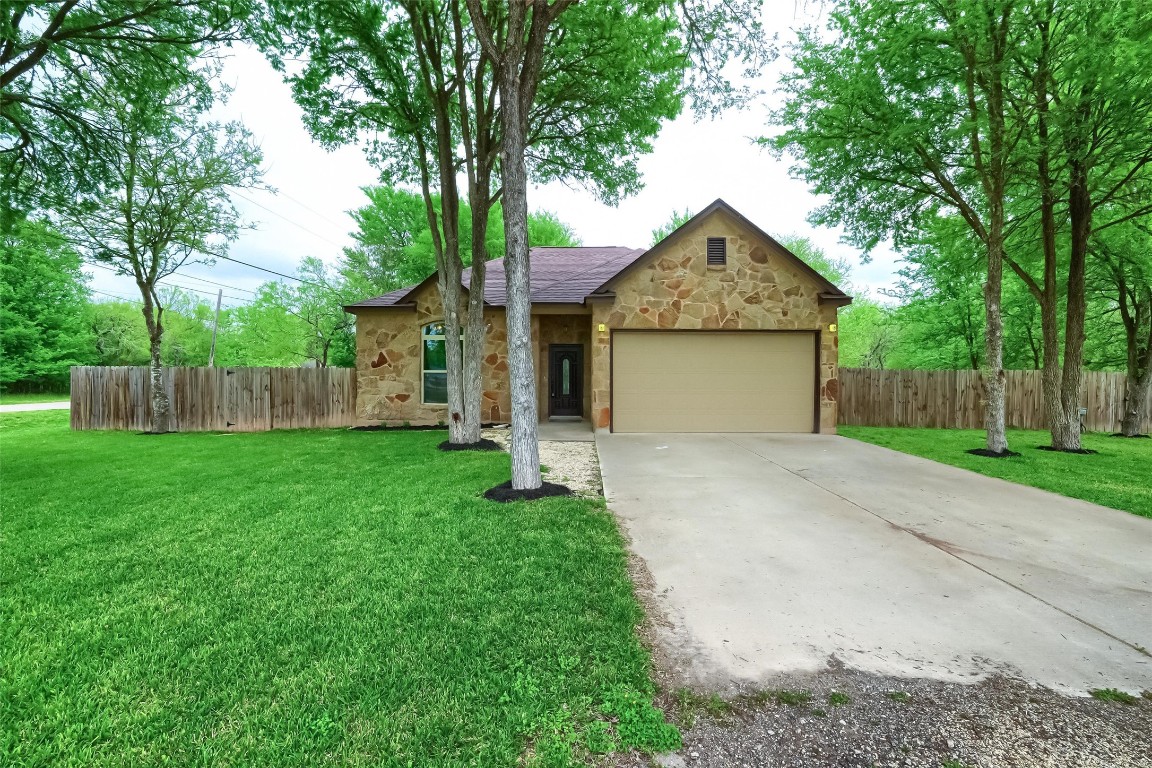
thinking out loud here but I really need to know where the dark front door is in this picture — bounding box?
[548,344,583,417]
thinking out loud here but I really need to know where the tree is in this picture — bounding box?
[468,0,771,488]
[341,185,580,295]
[1,0,249,205]
[1094,225,1152,436]
[771,0,1026,455]
[57,89,262,433]
[1000,0,1152,450]
[0,215,92,390]
[261,1,685,451]
[527,209,580,248]
[88,299,151,366]
[650,207,694,246]
[468,0,578,489]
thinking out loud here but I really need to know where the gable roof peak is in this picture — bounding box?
[592,199,851,302]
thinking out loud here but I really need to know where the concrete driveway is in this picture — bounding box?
[596,433,1152,694]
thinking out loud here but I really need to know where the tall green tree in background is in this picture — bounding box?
[342,185,579,295]
[57,85,263,433]
[773,0,1035,455]
[650,207,694,246]
[773,0,1152,451]
[997,0,1152,449]
[0,216,91,390]
[1093,224,1152,436]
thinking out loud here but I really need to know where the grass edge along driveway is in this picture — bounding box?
[1,411,678,767]
[839,426,1152,518]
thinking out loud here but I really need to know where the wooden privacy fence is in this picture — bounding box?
[838,368,1151,433]
[70,366,356,432]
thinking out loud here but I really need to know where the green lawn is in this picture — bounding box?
[839,426,1152,518]
[1,412,675,767]
[0,391,69,405]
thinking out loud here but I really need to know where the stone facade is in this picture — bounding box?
[589,210,840,433]
[351,208,842,431]
[353,282,511,425]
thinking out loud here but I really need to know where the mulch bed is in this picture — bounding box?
[438,438,502,452]
[1036,445,1099,455]
[965,448,1022,458]
[484,480,573,503]
[1110,433,1150,438]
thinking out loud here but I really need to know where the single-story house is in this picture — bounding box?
[345,199,851,433]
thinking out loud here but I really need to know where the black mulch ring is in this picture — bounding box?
[484,480,573,503]
[965,448,1022,458]
[1036,445,1098,454]
[136,431,175,436]
[1109,433,1150,438]
[438,438,502,452]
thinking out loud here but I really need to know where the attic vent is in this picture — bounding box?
[706,237,727,266]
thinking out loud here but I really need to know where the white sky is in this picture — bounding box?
[87,2,902,308]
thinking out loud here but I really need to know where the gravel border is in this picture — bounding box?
[610,515,1152,767]
[612,670,1152,768]
[481,427,603,497]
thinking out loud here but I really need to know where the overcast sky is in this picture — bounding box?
[87,2,902,308]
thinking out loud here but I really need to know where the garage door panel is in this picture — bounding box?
[612,332,815,433]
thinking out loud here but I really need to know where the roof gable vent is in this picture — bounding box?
[706,237,727,266]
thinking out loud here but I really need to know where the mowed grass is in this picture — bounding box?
[1,412,663,767]
[839,426,1152,518]
[0,392,69,405]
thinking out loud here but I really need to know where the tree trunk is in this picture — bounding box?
[983,232,1009,453]
[499,70,541,490]
[1120,291,1152,436]
[1121,365,1151,436]
[462,185,490,444]
[142,303,171,434]
[1051,159,1091,450]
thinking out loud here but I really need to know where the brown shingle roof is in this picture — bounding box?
[346,246,645,309]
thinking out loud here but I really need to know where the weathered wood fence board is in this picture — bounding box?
[838,368,1151,433]
[70,366,357,432]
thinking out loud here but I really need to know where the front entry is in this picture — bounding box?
[548,344,583,417]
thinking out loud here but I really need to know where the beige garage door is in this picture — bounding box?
[612,331,816,433]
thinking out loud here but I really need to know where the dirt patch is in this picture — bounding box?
[1109,433,1150,438]
[965,448,1022,458]
[1035,445,1099,455]
[437,438,502,452]
[483,480,573,503]
[613,669,1152,768]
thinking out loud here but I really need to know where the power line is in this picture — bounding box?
[169,272,258,295]
[213,253,326,287]
[272,188,348,229]
[157,281,249,303]
[85,262,249,303]
[89,288,142,304]
[231,188,347,248]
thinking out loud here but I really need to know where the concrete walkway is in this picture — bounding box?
[0,401,70,412]
[597,432,1152,694]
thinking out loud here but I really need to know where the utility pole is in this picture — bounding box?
[208,289,223,367]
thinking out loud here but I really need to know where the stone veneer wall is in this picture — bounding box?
[536,315,592,419]
[589,211,842,433]
[353,283,511,425]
